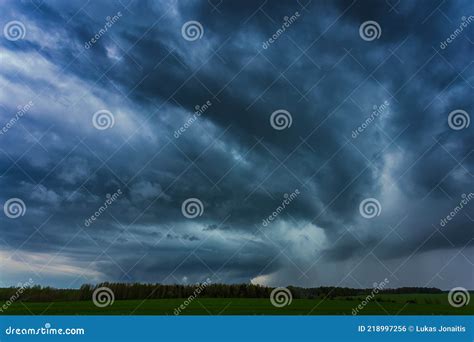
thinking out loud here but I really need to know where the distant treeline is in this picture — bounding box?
[0,282,445,302]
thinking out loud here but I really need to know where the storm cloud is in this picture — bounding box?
[0,0,472,290]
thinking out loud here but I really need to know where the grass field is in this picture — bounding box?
[1,294,472,315]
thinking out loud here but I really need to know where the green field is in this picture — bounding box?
[2,294,472,315]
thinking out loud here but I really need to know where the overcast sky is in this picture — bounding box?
[0,0,472,290]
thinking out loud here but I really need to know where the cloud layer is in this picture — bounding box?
[0,0,472,289]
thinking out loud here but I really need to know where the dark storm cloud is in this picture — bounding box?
[0,0,472,289]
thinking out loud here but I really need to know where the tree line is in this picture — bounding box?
[0,282,444,302]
